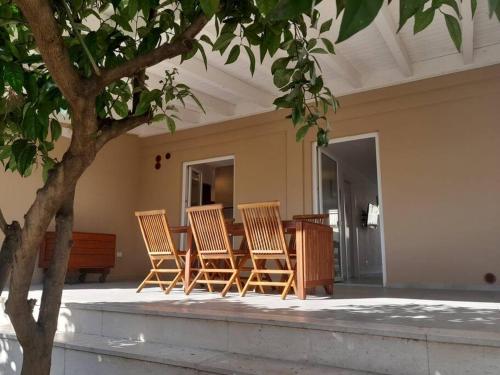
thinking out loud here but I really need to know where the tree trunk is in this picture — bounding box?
[0,221,21,295]
[19,337,53,375]
[18,190,76,375]
[5,103,98,375]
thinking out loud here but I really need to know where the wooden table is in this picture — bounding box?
[171,220,333,299]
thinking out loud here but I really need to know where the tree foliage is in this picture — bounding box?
[0,0,498,179]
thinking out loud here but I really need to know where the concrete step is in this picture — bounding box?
[3,295,500,375]
[48,301,500,375]
[0,326,376,375]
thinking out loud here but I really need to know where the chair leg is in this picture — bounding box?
[221,271,238,297]
[254,261,266,294]
[200,258,214,293]
[241,271,255,297]
[281,273,295,300]
[164,271,183,294]
[137,271,154,293]
[235,272,243,293]
[186,271,204,295]
[153,260,167,292]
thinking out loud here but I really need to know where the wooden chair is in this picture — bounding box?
[185,204,246,297]
[238,201,296,299]
[135,210,184,294]
[289,214,329,252]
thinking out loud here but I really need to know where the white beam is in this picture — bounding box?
[189,89,236,116]
[150,57,275,108]
[460,0,474,64]
[173,107,201,124]
[318,53,362,88]
[374,2,413,76]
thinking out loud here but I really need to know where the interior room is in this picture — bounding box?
[320,137,383,285]
[185,158,235,220]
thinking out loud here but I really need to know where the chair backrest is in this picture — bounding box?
[187,204,232,255]
[238,201,288,255]
[135,210,177,256]
[292,214,329,225]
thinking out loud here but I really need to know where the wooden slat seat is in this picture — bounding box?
[135,210,184,294]
[186,204,247,297]
[238,201,296,300]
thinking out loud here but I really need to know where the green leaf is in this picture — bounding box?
[489,0,500,20]
[22,106,36,140]
[50,119,62,141]
[4,62,24,94]
[244,46,256,76]
[336,0,345,18]
[256,0,279,15]
[444,14,462,51]
[114,100,129,118]
[166,115,176,133]
[337,0,383,43]
[291,107,303,126]
[213,33,236,52]
[472,0,477,17]
[320,19,333,34]
[268,0,314,21]
[321,38,335,54]
[0,145,11,161]
[399,0,426,31]
[13,141,36,176]
[152,113,166,122]
[273,69,293,88]
[414,8,435,34]
[271,57,289,74]
[200,0,220,18]
[489,0,499,17]
[432,0,461,18]
[196,41,208,70]
[296,124,310,141]
[317,128,329,147]
[135,91,153,115]
[225,45,240,64]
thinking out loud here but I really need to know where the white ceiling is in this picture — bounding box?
[130,1,500,137]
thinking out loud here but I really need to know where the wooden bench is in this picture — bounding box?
[39,232,116,283]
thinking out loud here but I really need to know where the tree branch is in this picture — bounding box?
[0,221,21,296]
[14,0,86,106]
[94,13,208,91]
[0,208,7,235]
[96,113,153,150]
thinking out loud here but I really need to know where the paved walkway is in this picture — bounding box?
[20,282,500,334]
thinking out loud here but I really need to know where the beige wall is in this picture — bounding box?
[137,64,500,290]
[0,134,145,282]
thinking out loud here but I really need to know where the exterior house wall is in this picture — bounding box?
[137,64,500,290]
[1,65,498,289]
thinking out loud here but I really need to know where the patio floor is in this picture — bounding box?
[23,282,500,335]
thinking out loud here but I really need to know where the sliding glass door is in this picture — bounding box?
[317,150,343,281]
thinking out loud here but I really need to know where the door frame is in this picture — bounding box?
[180,155,235,227]
[311,132,387,286]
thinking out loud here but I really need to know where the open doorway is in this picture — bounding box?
[314,134,385,286]
[181,156,235,227]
